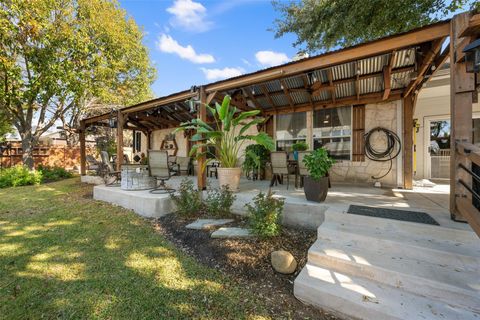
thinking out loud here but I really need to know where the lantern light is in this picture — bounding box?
[463,38,480,73]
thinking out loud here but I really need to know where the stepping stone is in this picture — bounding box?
[186,219,234,230]
[211,227,252,239]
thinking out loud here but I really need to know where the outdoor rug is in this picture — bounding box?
[347,205,440,226]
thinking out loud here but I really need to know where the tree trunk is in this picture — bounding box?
[20,130,35,170]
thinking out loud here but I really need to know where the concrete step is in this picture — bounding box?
[308,237,480,312]
[294,263,480,320]
[321,211,480,257]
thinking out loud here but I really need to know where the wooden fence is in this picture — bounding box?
[0,143,96,171]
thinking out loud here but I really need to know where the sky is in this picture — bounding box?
[118,0,298,98]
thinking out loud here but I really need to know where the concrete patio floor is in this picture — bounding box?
[92,174,470,231]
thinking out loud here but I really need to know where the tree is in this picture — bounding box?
[272,0,478,52]
[0,0,155,168]
[0,109,12,142]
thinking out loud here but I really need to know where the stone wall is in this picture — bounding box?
[329,101,402,187]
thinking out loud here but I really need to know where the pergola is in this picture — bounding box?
[80,12,480,235]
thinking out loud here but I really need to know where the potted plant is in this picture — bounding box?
[291,141,308,160]
[175,95,274,191]
[302,148,334,202]
[242,144,270,180]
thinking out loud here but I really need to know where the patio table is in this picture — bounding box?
[120,164,156,191]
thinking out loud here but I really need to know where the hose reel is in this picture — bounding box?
[364,127,402,180]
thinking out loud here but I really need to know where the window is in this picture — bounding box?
[133,131,142,152]
[275,112,307,151]
[313,106,351,160]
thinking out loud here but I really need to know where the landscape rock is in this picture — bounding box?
[211,227,252,238]
[186,219,234,230]
[271,250,297,274]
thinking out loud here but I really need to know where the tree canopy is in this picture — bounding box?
[272,0,478,52]
[0,0,155,166]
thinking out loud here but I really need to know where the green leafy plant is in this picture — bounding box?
[291,141,308,151]
[37,165,73,182]
[247,191,285,238]
[0,166,42,188]
[302,148,335,181]
[204,185,236,217]
[242,144,270,179]
[170,178,203,216]
[175,96,274,169]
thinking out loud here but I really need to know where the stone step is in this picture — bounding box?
[320,211,480,257]
[294,263,480,320]
[316,226,480,272]
[308,238,480,312]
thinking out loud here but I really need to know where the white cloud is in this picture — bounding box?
[255,50,290,67]
[167,0,213,32]
[156,34,215,64]
[200,67,245,81]
[241,58,252,67]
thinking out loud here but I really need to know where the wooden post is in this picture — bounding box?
[450,12,475,221]
[197,86,207,190]
[146,130,152,150]
[403,94,414,189]
[79,120,87,176]
[116,111,124,171]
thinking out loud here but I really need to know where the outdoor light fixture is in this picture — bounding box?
[108,109,117,128]
[463,38,480,73]
[187,85,200,113]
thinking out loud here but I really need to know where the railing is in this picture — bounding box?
[456,142,480,237]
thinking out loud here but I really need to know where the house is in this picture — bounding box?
[80,11,480,320]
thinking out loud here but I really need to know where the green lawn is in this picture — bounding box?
[0,178,268,319]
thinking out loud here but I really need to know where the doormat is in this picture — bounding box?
[347,205,440,226]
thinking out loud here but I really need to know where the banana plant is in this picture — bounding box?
[174,95,274,168]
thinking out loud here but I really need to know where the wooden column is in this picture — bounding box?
[79,120,87,176]
[197,86,207,190]
[146,130,152,150]
[116,111,124,171]
[450,12,475,221]
[403,94,414,189]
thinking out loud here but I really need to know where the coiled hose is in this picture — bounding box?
[364,127,402,180]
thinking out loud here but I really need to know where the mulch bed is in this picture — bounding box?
[153,214,338,320]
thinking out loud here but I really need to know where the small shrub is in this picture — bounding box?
[204,185,236,217]
[170,178,203,216]
[303,148,335,180]
[37,165,73,182]
[0,166,42,188]
[247,190,284,238]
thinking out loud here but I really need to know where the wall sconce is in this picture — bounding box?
[463,38,480,73]
[187,85,200,113]
[108,109,117,128]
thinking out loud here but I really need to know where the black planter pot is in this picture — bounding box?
[303,176,329,202]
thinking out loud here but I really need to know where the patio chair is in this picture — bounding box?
[148,150,175,194]
[86,155,101,175]
[100,151,121,187]
[175,156,191,176]
[270,151,294,189]
[296,151,310,188]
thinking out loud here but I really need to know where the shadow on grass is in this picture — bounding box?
[0,179,268,319]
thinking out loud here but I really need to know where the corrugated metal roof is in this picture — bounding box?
[290,91,310,105]
[393,48,416,68]
[332,61,356,80]
[336,81,356,98]
[271,93,290,107]
[360,75,383,94]
[312,90,331,102]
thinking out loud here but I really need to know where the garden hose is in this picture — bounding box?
[364,127,402,180]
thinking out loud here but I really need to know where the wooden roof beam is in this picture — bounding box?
[261,85,277,113]
[327,69,336,103]
[404,37,446,97]
[383,51,396,100]
[459,13,480,37]
[280,79,295,111]
[264,89,404,115]
[244,87,260,110]
[302,74,314,109]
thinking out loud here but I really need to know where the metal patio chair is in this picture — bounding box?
[270,151,295,189]
[148,150,175,194]
[100,151,121,187]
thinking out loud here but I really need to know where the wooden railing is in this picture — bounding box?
[456,142,480,237]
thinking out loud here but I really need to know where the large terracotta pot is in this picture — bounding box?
[303,176,329,202]
[217,167,242,192]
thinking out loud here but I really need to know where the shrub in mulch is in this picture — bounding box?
[153,214,337,320]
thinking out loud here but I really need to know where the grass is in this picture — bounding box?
[0,178,270,319]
